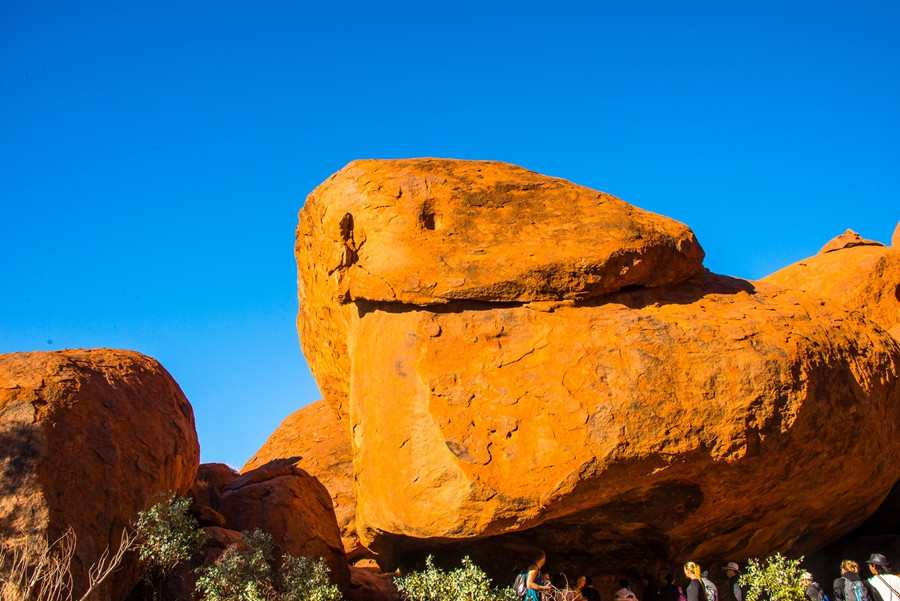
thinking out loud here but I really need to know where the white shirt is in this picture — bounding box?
[869,574,900,601]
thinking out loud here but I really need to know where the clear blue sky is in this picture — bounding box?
[2,1,898,468]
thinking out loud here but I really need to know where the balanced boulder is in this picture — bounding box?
[296,158,705,417]
[295,160,900,577]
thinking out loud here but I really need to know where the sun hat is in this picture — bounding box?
[722,562,741,572]
[867,554,890,568]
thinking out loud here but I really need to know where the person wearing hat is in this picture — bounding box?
[721,562,744,601]
[866,554,900,601]
[801,571,826,601]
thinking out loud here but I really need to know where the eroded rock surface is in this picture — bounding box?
[763,233,900,339]
[0,349,199,601]
[295,161,900,578]
[297,158,705,416]
[819,229,884,253]
[242,401,364,561]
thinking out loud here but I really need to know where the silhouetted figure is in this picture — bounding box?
[643,574,660,601]
[616,579,638,601]
[660,573,681,601]
[582,576,602,601]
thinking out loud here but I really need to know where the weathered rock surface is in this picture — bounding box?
[347,274,900,575]
[0,349,199,601]
[819,229,885,253]
[242,401,364,561]
[213,463,350,591]
[297,158,705,416]
[295,161,900,578]
[346,566,400,601]
[762,235,900,338]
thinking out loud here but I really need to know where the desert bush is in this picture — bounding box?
[134,494,206,575]
[195,529,341,601]
[394,555,515,601]
[739,553,807,601]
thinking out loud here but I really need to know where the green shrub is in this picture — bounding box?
[279,555,342,601]
[195,529,341,601]
[739,553,807,601]
[394,555,515,601]
[135,494,206,575]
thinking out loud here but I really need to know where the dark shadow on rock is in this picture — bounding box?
[355,271,758,317]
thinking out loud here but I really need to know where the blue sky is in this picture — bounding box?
[2,1,898,468]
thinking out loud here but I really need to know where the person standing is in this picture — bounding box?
[834,560,870,601]
[721,562,743,601]
[615,579,638,601]
[659,573,681,601]
[581,576,602,601]
[801,571,826,601]
[525,552,552,601]
[684,562,708,601]
[866,554,900,601]
[643,574,660,601]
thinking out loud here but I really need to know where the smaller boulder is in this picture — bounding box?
[243,401,364,561]
[215,463,350,591]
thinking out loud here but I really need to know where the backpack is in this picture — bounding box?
[678,587,688,601]
[811,582,828,601]
[702,579,718,601]
[514,572,528,598]
[844,579,869,601]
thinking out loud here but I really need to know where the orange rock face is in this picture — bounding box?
[0,349,199,601]
[297,159,705,416]
[242,401,363,561]
[295,160,900,577]
[762,238,900,338]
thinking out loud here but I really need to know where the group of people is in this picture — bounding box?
[518,553,900,601]
[518,553,743,601]
[802,554,900,601]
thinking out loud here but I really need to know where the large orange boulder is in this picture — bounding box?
[242,401,364,561]
[762,229,900,339]
[0,349,199,601]
[296,159,705,417]
[295,161,900,578]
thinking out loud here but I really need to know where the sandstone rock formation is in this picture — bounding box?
[763,230,900,340]
[0,349,199,601]
[242,401,364,561]
[297,159,705,418]
[190,462,350,591]
[296,159,900,578]
[818,229,884,253]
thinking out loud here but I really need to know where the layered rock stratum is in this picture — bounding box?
[0,349,199,601]
[293,159,900,577]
